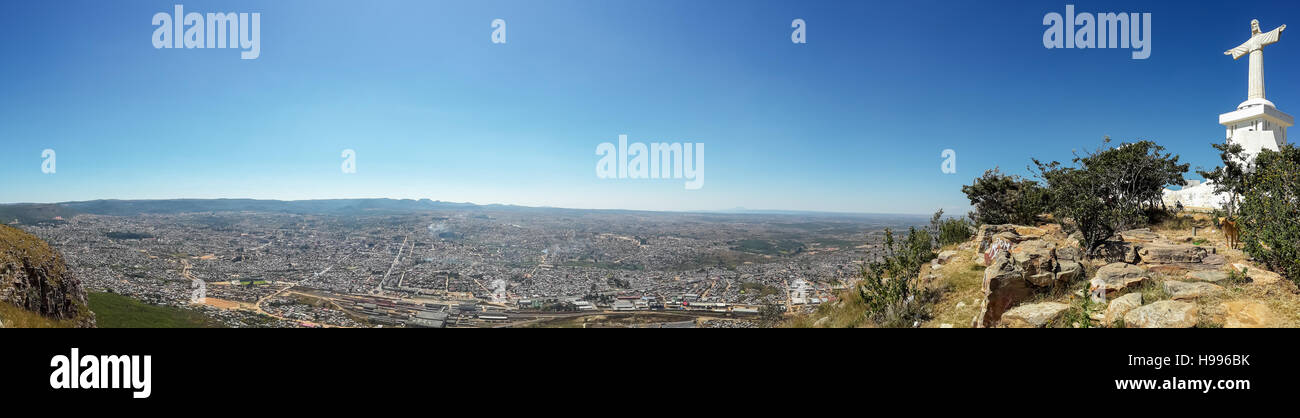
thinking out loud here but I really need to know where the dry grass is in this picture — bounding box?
[0,302,80,328]
[783,285,873,328]
[922,245,985,328]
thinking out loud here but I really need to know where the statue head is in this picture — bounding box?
[1252,19,1261,34]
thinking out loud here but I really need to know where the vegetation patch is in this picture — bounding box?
[88,292,224,328]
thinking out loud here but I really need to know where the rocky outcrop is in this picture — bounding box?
[975,253,1030,327]
[1184,270,1230,283]
[1163,281,1224,300]
[1012,240,1058,286]
[973,225,1084,327]
[1124,301,1198,328]
[999,302,1070,328]
[1137,244,1209,264]
[1232,263,1283,285]
[1119,228,1162,243]
[1104,293,1143,326]
[1216,301,1274,328]
[1089,263,1149,302]
[0,225,95,327]
[973,224,1020,266]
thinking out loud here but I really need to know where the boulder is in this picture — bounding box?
[1119,228,1162,243]
[974,224,1026,266]
[1124,301,1199,328]
[1163,281,1224,300]
[937,250,958,264]
[1013,226,1050,239]
[1056,246,1083,262]
[1056,259,1083,283]
[1011,240,1057,278]
[1231,263,1283,285]
[975,253,1030,328]
[1104,293,1143,326]
[1089,263,1149,302]
[1137,244,1208,264]
[1217,301,1274,328]
[999,302,1070,328]
[1184,270,1230,283]
[1094,240,1139,264]
[974,224,1019,253]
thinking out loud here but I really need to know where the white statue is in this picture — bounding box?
[1164,19,1294,211]
[1225,19,1286,100]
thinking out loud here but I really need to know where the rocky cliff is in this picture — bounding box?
[0,224,96,328]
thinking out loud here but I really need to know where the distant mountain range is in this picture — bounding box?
[0,198,932,224]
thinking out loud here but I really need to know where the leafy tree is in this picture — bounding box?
[1238,145,1300,284]
[857,227,935,327]
[1034,138,1188,255]
[961,168,1049,225]
[1198,142,1251,217]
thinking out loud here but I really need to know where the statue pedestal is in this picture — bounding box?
[1219,98,1292,161]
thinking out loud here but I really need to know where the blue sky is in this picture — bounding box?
[3,0,1300,214]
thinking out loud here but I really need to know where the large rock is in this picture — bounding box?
[1056,259,1083,283]
[1124,301,1199,328]
[1137,244,1209,264]
[975,253,1030,328]
[1104,293,1143,326]
[999,302,1070,328]
[1089,263,1149,302]
[1217,301,1274,328]
[1056,246,1083,262]
[1163,281,1224,300]
[1184,270,1230,283]
[1094,240,1139,264]
[936,250,958,264]
[975,224,1019,253]
[1119,228,1162,243]
[1231,263,1283,285]
[1011,240,1057,279]
[974,224,1039,266]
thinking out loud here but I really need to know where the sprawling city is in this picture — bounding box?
[4,199,922,328]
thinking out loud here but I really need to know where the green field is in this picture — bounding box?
[88,292,225,328]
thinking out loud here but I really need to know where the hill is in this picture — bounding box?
[0,224,96,328]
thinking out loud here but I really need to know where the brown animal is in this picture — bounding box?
[1219,217,1240,250]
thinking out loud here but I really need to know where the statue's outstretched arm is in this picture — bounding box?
[1225,44,1250,59]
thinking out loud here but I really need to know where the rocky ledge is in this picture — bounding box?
[0,225,96,328]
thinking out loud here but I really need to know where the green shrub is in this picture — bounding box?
[1239,145,1300,284]
[961,169,1048,225]
[1034,138,1188,255]
[1198,142,1250,217]
[857,227,936,327]
[930,209,974,247]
